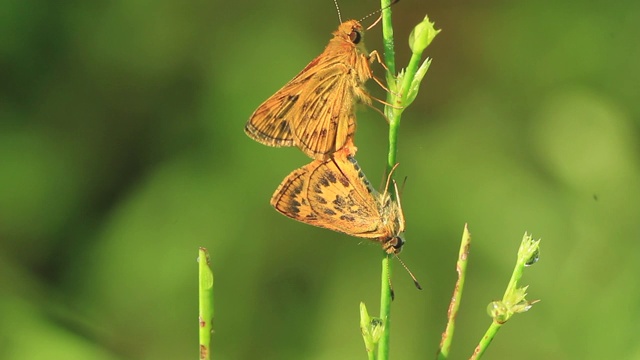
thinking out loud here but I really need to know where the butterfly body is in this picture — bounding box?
[245,20,374,160]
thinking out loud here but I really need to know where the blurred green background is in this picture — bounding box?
[2,0,639,359]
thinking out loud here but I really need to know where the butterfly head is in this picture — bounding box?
[382,235,405,255]
[335,20,365,46]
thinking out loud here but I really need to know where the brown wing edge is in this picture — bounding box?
[244,54,327,148]
[270,166,316,223]
[244,94,297,147]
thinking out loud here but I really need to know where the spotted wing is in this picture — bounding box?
[270,165,313,223]
[303,151,385,238]
[270,151,382,238]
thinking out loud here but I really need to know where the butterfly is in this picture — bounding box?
[245,19,379,160]
[270,147,406,255]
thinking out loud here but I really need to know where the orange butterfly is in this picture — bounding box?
[245,19,379,160]
[270,147,406,255]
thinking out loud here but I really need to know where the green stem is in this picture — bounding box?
[198,248,214,360]
[381,0,398,175]
[471,234,540,359]
[377,3,438,359]
[503,259,525,300]
[437,224,472,360]
[470,321,502,360]
[387,120,400,174]
[378,1,396,359]
[377,255,393,359]
[368,349,376,360]
[381,0,396,84]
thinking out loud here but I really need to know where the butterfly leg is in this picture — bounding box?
[367,51,403,108]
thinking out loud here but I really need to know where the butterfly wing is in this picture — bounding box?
[305,152,385,238]
[244,67,313,147]
[270,165,311,220]
[290,64,357,159]
[271,150,385,239]
[246,36,371,159]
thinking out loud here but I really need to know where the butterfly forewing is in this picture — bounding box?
[245,84,301,147]
[245,20,373,160]
[297,87,356,158]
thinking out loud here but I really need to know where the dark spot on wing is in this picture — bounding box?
[319,177,330,188]
[325,170,337,184]
[340,214,356,222]
[286,204,300,214]
[333,195,347,209]
[339,176,350,188]
[313,194,327,204]
[324,208,337,216]
[279,121,290,133]
[288,94,299,103]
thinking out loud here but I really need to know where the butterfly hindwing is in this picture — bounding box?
[271,150,387,239]
[306,153,384,238]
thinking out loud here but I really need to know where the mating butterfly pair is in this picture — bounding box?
[245,20,407,256]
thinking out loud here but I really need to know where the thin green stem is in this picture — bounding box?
[470,322,502,360]
[378,1,396,359]
[471,234,540,359]
[198,248,214,360]
[387,121,400,174]
[376,4,438,360]
[437,224,472,360]
[381,0,396,87]
[503,257,526,300]
[368,348,376,360]
[377,255,393,360]
[381,0,398,175]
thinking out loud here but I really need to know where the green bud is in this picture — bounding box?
[405,58,432,107]
[519,233,541,267]
[409,15,440,54]
[359,302,384,354]
[487,301,510,324]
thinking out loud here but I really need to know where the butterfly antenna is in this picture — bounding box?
[360,0,400,27]
[395,254,422,290]
[400,176,408,196]
[333,0,343,24]
[382,163,400,197]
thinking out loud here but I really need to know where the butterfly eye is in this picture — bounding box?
[349,29,361,44]
[389,236,404,254]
